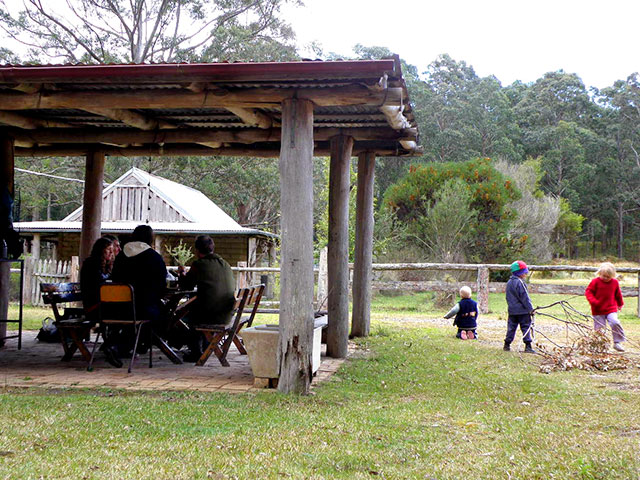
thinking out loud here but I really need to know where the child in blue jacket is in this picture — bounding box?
[504,260,535,353]
[444,286,478,340]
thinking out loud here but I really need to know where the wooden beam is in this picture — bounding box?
[278,97,315,395]
[82,107,177,130]
[79,150,105,263]
[10,126,416,145]
[15,142,411,158]
[0,86,404,110]
[351,151,375,338]
[326,135,353,358]
[0,111,72,129]
[226,107,273,129]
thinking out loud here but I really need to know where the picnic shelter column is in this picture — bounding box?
[79,149,105,262]
[278,97,315,394]
[351,151,375,337]
[326,135,353,358]
[0,132,14,346]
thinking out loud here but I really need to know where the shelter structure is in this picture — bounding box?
[14,166,276,269]
[0,59,420,393]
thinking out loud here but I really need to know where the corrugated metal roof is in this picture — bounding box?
[14,220,277,238]
[18,167,277,239]
[0,59,420,157]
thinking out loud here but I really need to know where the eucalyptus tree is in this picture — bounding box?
[0,0,299,63]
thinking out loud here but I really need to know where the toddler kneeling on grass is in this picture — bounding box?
[444,286,478,340]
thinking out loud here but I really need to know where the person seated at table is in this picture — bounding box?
[177,235,235,361]
[112,224,168,339]
[80,236,115,324]
[80,236,122,367]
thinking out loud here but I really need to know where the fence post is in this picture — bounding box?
[236,261,248,291]
[22,257,35,306]
[637,272,640,318]
[317,246,328,310]
[477,267,489,314]
[70,256,80,283]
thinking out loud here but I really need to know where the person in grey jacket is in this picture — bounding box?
[504,260,535,353]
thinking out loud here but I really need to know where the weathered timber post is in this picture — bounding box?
[637,272,640,318]
[317,246,328,310]
[327,135,353,358]
[351,151,375,337]
[0,132,14,345]
[477,267,489,314]
[278,97,315,394]
[31,233,41,259]
[79,149,105,262]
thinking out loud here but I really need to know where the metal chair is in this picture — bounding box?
[88,283,152,373]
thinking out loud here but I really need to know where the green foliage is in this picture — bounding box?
[164,240,194,266]
[553,198,585,257]
[383,158,525,262]
[0,0,299,64]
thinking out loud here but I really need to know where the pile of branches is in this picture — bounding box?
[537,330,635,374]
[533,300,640,374]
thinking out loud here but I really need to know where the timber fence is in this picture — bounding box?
[230,262,640,318]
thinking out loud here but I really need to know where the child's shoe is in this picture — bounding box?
[467,331,475,340]
[613,342,625,352]
[503,342,511,351]
[460,330,468,340]
[524,343,535,354]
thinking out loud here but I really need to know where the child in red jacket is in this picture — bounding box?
[585,262,626,351]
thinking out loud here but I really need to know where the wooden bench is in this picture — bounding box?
[41,282,93,362]
[194,284,265,367]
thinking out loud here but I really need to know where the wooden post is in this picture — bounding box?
[477,267,489,314]
[0,132,14,345]
[637,272,640,318]
[31,233,41,259]
[22,256,35,305]
[236,261,248,290]
[351,151,375,337]
[79,149,105,262]
[327,135,353,357]
[317,246,328,310]
[70,256,80,283]
[278,97,314,394]
[248,237,258,284]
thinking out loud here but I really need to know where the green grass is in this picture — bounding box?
[2,310,640,478]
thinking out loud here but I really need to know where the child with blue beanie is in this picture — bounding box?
[504,260,535,353]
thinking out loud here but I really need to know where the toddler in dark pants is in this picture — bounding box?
[444,286,478,340]
[504,260,535,353]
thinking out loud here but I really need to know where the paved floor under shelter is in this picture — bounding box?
[0,331,345,393]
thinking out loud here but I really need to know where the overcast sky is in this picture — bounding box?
[283,0,639,89]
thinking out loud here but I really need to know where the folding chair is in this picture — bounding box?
[88,283,152,373]
[194,284,265,367]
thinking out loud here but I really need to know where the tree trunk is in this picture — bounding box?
[351,151,375,337]
[79,150,105,263]
[0,132,14,346]
[278,98,314,394]
[617,201,624,259]
[327,135,353,358]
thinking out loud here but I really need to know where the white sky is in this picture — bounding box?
[283,0,639,89]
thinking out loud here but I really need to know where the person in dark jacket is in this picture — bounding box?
[112,225,167,327]
[80,236,123,367]
[178,235,236,361]
[444,285,478,339]
[504,260,535,353]
[80,236,115,324]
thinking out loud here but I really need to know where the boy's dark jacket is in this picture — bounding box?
[506,274,533,315]
[454,298,478,329]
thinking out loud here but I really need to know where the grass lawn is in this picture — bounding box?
[2,292,640,479]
